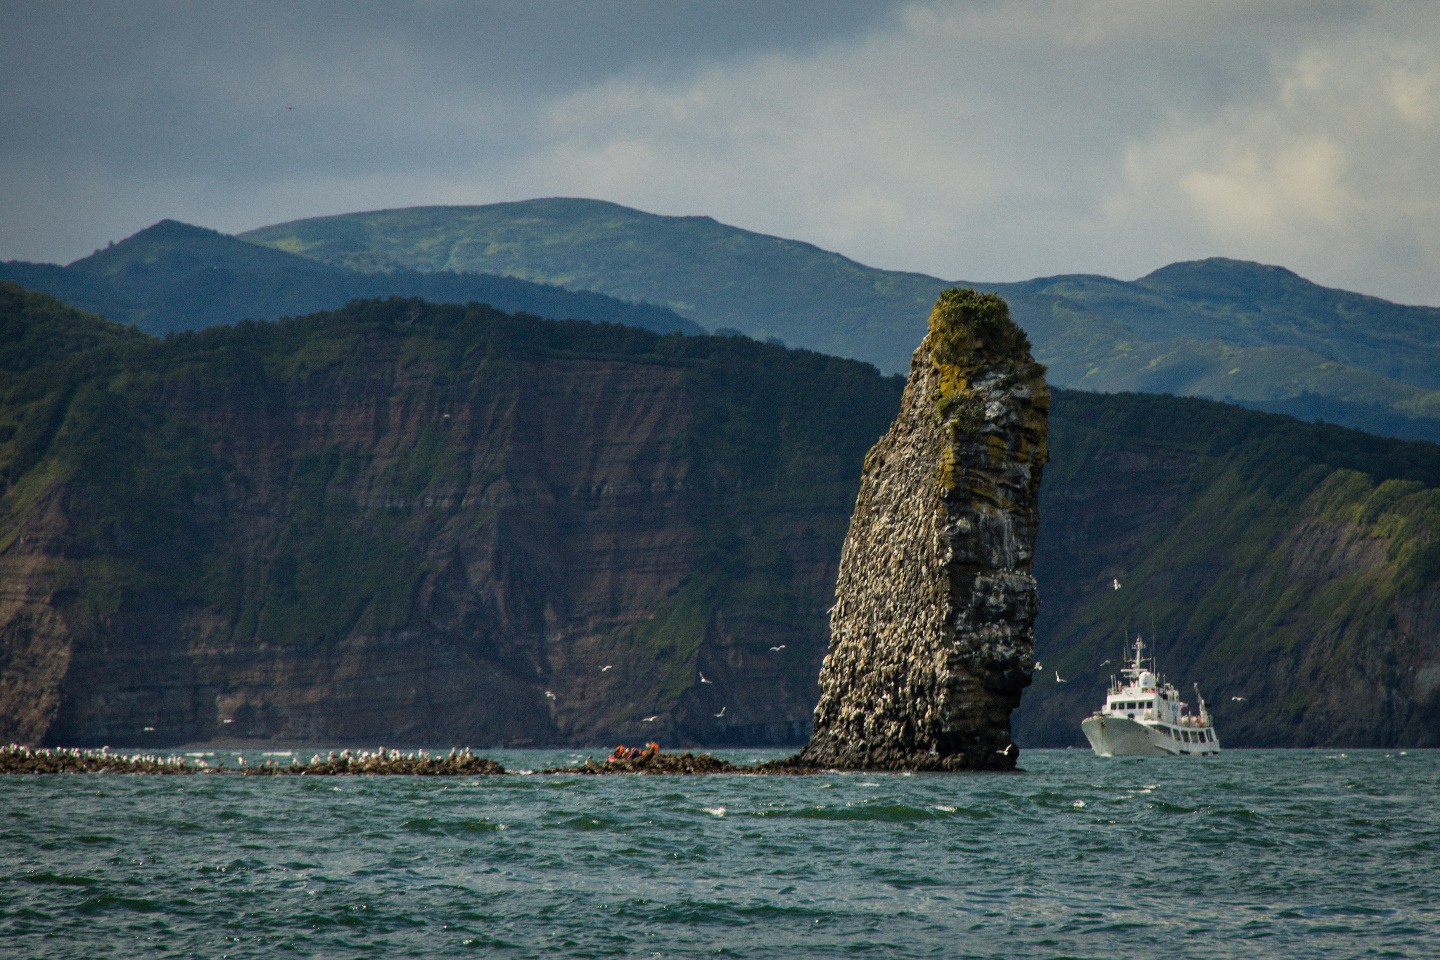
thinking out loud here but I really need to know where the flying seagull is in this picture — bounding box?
[544,690,556,701]
[769,644,786,651]
[699,671,712,684]
[1230,696,1247,702]
[600,665,613,672]
[1034,661,1042,672]
[642,715,659,722]
[714,706,726,718]
[995,743,1016,756]
[1055,670,1067,683]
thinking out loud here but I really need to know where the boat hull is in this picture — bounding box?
[1081,715,1217,757]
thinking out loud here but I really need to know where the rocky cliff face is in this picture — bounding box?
[0,294,896,748]
[798,290,1049,770]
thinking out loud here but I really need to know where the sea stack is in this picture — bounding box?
[799,289,1048,770]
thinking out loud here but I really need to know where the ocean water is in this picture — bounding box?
[2,748,1436,959]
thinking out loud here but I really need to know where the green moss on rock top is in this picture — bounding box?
[927,288,1032,372]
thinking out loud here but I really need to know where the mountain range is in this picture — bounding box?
[244,199,1440,443]
[0,218,702,339]
[9,200,1440,443]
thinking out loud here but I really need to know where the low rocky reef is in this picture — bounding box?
[0,744,1024,776]
[542,750,740,775]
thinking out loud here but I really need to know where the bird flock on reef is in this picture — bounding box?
[0,743,864,777]
[0,744,505,776]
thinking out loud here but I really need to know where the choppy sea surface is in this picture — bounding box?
[2,747,1437,959]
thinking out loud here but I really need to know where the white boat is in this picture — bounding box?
[1080,637,1220,757]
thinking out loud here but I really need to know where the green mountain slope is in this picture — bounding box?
[1023,390,1440,746]
[3,281,1439,747]
[0,219,703,338]
[241,199,945,370]
[1140,259,1440,389]
[241,200,1440,443]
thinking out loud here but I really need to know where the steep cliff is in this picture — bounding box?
[798,290,1048,770]
[0,284,896,747]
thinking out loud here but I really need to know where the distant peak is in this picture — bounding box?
[132,219,230,240]
[1143,258,1302,283]
[66,217,329,276]
[1137,257,1317,305]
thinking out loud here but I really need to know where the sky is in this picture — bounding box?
[4,0,1440,305]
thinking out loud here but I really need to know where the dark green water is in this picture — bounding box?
[2,748,1436,958]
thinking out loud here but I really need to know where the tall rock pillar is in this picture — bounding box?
[799,289,1048,770]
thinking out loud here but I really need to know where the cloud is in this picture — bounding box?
[0,0,895,261]
[481,1,1440,302]
[3,1,1440,306]
[1108,25,1440,303]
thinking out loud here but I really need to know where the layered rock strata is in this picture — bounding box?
[0,293,896,749]
[798,289,1049,770]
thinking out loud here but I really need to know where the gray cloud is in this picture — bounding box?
[3,1,1438,306]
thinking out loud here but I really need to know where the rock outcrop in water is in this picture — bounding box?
[797,289,1049,771]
